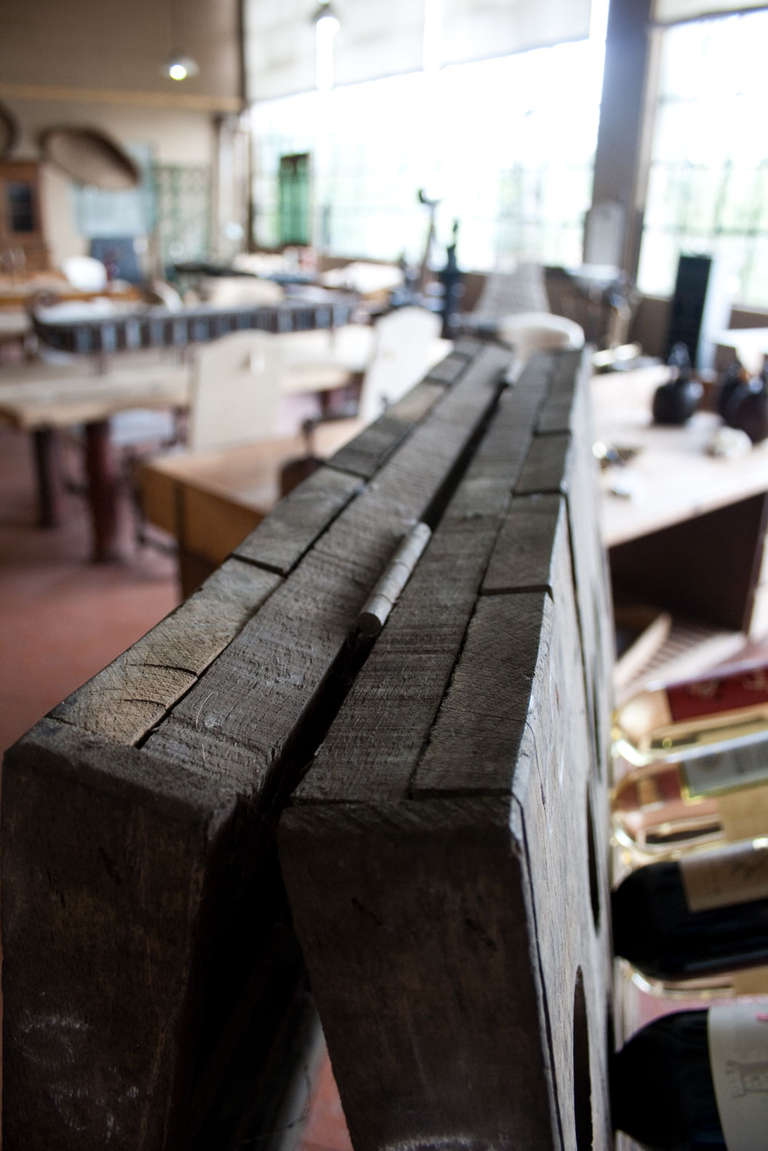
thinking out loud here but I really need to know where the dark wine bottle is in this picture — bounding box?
[612,839,768,981]
[717,359,747,419]
[611,1000,768,1149]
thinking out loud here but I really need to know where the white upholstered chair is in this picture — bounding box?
[188,330,284,450]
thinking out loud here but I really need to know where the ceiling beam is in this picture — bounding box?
[0,82,242,113]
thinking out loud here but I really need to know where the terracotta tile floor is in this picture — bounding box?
[0,419,352,1149]
[0,423,179,752]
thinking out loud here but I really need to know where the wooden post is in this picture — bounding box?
[3,341,512,1149]
[32,426,61,528]
[84,419,119,562]
[280,349,614,1149]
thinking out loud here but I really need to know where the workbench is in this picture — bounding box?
[593,364,768,640]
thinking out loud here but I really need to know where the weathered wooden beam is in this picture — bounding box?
[2,341,515,1150]
[142,345,512,786]
[324,380,444,480]
[4,342,612,1151]
[280,348,614,1150]
[234,467,363,575]
[51,558,281,745]
[2,721,236,1149]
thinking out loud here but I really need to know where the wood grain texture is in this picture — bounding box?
[559,359,615,782]
[423,350,470,384]
[234,466,362,575]
[482,494,564,594]
[176,485,265,567]
[2,719,234,1151]
[0,362,189,431]
[292,383,544,807]
[515,350,555,394]
[51,558,280,746]
[535,348,582,434]
[451,335,484,358]
[282,564,613,1146]
[281,348,614,1151]
[5,344,614,1151]
[515,431,571,496]
[328,380,443,479]
[279,796,556,1151]
[143,345,511,792]
[414,589,552,796]
[610,492,768,633]
[514,353,614,781]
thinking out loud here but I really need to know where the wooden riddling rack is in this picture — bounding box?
[2,339,616,1150]
[30,294,356,355]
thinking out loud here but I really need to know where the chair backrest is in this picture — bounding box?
[358,306,442,425]
[198,277,284,308]
[188,330,283,451]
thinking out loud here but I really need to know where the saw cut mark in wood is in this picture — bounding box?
[234,466,363,575]
[51,557,281,746]
[329,380,444,479]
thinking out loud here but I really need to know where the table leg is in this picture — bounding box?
[84,419,119,563]
[32,427,61,528]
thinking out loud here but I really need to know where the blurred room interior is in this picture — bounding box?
[2,1,768,1145]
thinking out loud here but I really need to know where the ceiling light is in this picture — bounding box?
[312,1,340,91]
[311,1,340,31]
[166,55,199,82]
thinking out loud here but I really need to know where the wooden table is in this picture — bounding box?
[0,328,377,564]
[0,359,189,560]
[592,364,768,637]
[140,421,366,593]
[0,285,144,309]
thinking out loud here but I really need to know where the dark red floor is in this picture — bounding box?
[0,420,352,1150]
[0,423,179,752]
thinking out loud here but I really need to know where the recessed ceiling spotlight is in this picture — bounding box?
[165,55,199,82]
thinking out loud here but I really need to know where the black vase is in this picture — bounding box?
[725,377,768,444]
[652,377,703,425]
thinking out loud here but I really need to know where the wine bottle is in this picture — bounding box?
[612,743,768,859]
[612,839,768,981]
[611,1000,768,1149]
[612,665,768,768]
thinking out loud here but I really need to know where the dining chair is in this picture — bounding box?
[357,306,443,423]
[187,329,284,450]
[135,330,285,561]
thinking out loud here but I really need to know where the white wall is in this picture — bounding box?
[10,99,215,268]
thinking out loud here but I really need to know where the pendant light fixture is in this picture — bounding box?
[163,0,199,83]
[311,1,341,92]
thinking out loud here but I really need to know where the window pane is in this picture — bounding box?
[249,29,604,271]
[639,9,768,305]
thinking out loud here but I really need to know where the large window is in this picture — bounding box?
[638,8,768,306]
[250,21,606,271]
